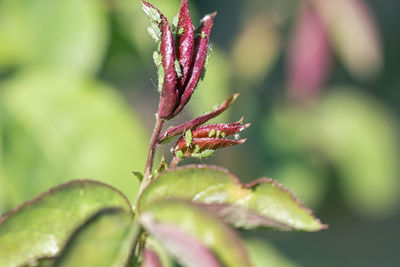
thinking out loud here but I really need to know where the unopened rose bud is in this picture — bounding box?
[158,94,239,143]
[173,120,249,159]
[172,12,217,117]
[176,0,194,90]
[143,1,180,119]
[143,0,217,120]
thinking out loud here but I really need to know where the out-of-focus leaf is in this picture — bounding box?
[140,200,250,267]
[139,165,326,231]
[145,237,175,267]
[0,0,107,73]
[245,238,299,267]
[312,0,383,80]
[142,248,162,267]
[265,89,400,217]
[272,161,328,209]
[287,2,330,101]
[232,12,281,84]
[54,208,138,267]
[113,0,180,56]
[316,89,400,217]
[0,69,148,212]
[189,49,232,123]
[0,180,132,267]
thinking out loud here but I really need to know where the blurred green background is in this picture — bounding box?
[0,0,399,266]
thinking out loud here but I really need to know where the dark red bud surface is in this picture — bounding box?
[158,94,239,143]
[173,12,217,116]
[177,0,195,90]
[191,121,250,139]
[143,1,179,118]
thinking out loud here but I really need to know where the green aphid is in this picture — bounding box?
[209,129,216,138]
[147,23,161,42]
[185,130,193,147]
[144,6,161,23]
[193,145,201,154]
[175,60,182,78]
[200,52,211,81]
[157,65,165,92]
[221,132,226,138]
[201,32,206,38]
[172,14,179,29]
[192,149,215,159]
[176,150,184,159]
[153,51,162,67]
[201,149,215,158]
[178,27,184,35]
[216,130,221,138]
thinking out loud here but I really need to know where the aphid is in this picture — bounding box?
[208,129,216,137]
[216,130,221,138]
[220,132,226,138]
[192,149,215,159]
[234,134,240,140]
[176,150,184,159]
[153,51,162,66]
[175,60,182,78]
[172,14,179,29]
[185,130,193,147]
[147,24,161,42]
[142,6,161,23]
[193,145,201,154]
[178,27,185,35]
[201,32,206,38]
[157,66,165,92]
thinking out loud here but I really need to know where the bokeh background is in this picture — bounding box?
[0,0,399,266]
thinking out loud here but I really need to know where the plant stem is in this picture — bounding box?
[127,223,143,265]
[137,115,165,198]
[169,156,181,168]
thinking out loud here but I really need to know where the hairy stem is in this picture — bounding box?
[169,156,181,168]
[137,115,165,199]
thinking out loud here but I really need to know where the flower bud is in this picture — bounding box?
[173,120,249,159]
[143,1,180,118]
[158,94,239,143]
[177,0,195,90]
[173,12,217,117]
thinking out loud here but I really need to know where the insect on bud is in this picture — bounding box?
[173,120,249,159]
[143,0,217,120]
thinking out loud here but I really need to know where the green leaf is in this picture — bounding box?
[0,69,148,213]
[140,200,250,267]
[0,180,132,267]
[54,208,139,267]
[0,0,108,74]
[264,89,400,217]
[139,165,326,231]
[244,238,299,267]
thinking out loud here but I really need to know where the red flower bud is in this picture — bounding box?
[158,94,239,143]
[143,1,217,120]
[173,120,249,159]
[173,12,217,117]
[177,0,195,90]
[191,120,250,139]
[142,1,179,118]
